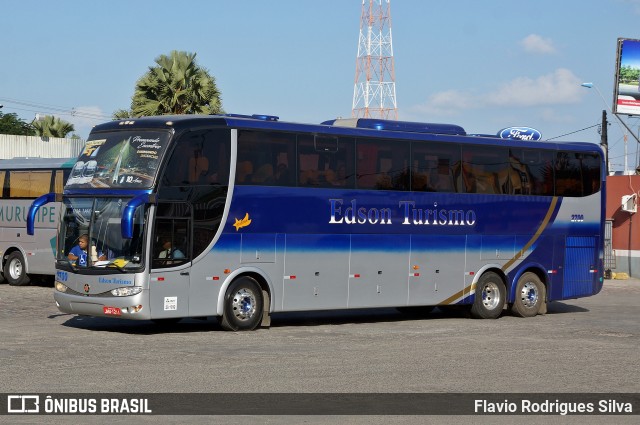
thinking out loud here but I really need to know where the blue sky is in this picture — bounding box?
[2,0,640,172]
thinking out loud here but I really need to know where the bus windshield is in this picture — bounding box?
[66,130,171,189]
[58,197,146,270]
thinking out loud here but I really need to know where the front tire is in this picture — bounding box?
[470,271,505,319]
[220,276,264,331]
[510,272,546,318]
[4,251,30,286]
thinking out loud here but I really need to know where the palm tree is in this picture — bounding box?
[112,109,133,120]
[32,115,75,138]
[130,50,224,117]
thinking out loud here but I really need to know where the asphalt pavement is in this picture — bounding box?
[0,275,638,425]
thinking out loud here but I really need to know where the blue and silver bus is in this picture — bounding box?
[0,157,74,285]
[28,114,605,330]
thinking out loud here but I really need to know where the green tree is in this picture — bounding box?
[130,50,224,117]
[32,115,75,138]
[112,109,133,120]
[0,112,36,136]
[619,65,640,85]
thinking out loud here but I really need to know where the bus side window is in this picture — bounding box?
[356,139,409,191]
[505,150,529,195]
[236,160,254,183]
[53,169,65,194]
[297,135,354,189]
[580,153,601,196]
[236,131,295,187]
[152,204,191,268]
[9,171,29,198]
[411,142,459,193]
[555,152,582,197]
[8,170,53,198]
[161,129,231,187]
[516,149,554,196]
[461,146,508,194]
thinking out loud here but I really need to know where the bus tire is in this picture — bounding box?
[470,271,505,319]
[4,251,30,286]
[511,272,546,318]
[220,276,263,331]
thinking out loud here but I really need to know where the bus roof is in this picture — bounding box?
[89,114,601,153]
[0,157,77,170]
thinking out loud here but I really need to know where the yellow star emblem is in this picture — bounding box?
[233,213,252,231]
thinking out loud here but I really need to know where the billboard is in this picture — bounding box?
[614,38,640,116]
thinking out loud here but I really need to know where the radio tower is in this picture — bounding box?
[352,0,397,120]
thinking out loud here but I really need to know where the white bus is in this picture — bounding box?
[0,158,74,285]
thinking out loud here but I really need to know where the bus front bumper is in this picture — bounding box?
[53,290,151,320]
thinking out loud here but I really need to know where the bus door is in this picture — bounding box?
[562,235,598,298]
[149,206,192,318]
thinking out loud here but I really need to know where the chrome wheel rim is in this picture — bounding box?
[231,288,257,321]
[8,258,23,280]
[519,281,539,308]
[481,281,500,310]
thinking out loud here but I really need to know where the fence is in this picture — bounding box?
[604,219,616,278]
[0,134,84,159]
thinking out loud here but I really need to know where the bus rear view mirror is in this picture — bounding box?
[27,192,60,235]
[121,193,156,239]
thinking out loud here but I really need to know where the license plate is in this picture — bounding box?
[103,306,122,316]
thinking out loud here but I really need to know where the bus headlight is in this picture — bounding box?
[55,281,68,293]
[110,287,143,297]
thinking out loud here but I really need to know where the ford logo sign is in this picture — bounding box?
[498,127,542,141]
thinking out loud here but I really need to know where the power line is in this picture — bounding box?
[0,97,112,121]
[545,123,601,141]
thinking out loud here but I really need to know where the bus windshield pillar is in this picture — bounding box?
[27,192,57,235]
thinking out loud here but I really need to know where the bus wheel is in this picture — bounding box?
[511,272,546,318]
[4,252,30,286]
[470,271,505,319]
[220,276,263,331]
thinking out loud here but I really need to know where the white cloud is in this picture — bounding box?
[520,34,557,54]
[485,68,583,107]
[411,68,584,117]
[413,90,475,116]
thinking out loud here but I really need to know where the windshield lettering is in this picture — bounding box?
[66,130,170,189]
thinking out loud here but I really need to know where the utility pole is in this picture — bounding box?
[352,0,398,120]
[600,109,609,175]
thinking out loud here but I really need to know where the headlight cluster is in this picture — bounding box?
[110,287,143,297]
[55,281,68,293]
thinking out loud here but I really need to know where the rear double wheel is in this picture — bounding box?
[470,271,505,319]
[510,272,546,317]
[220,276,264,331]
